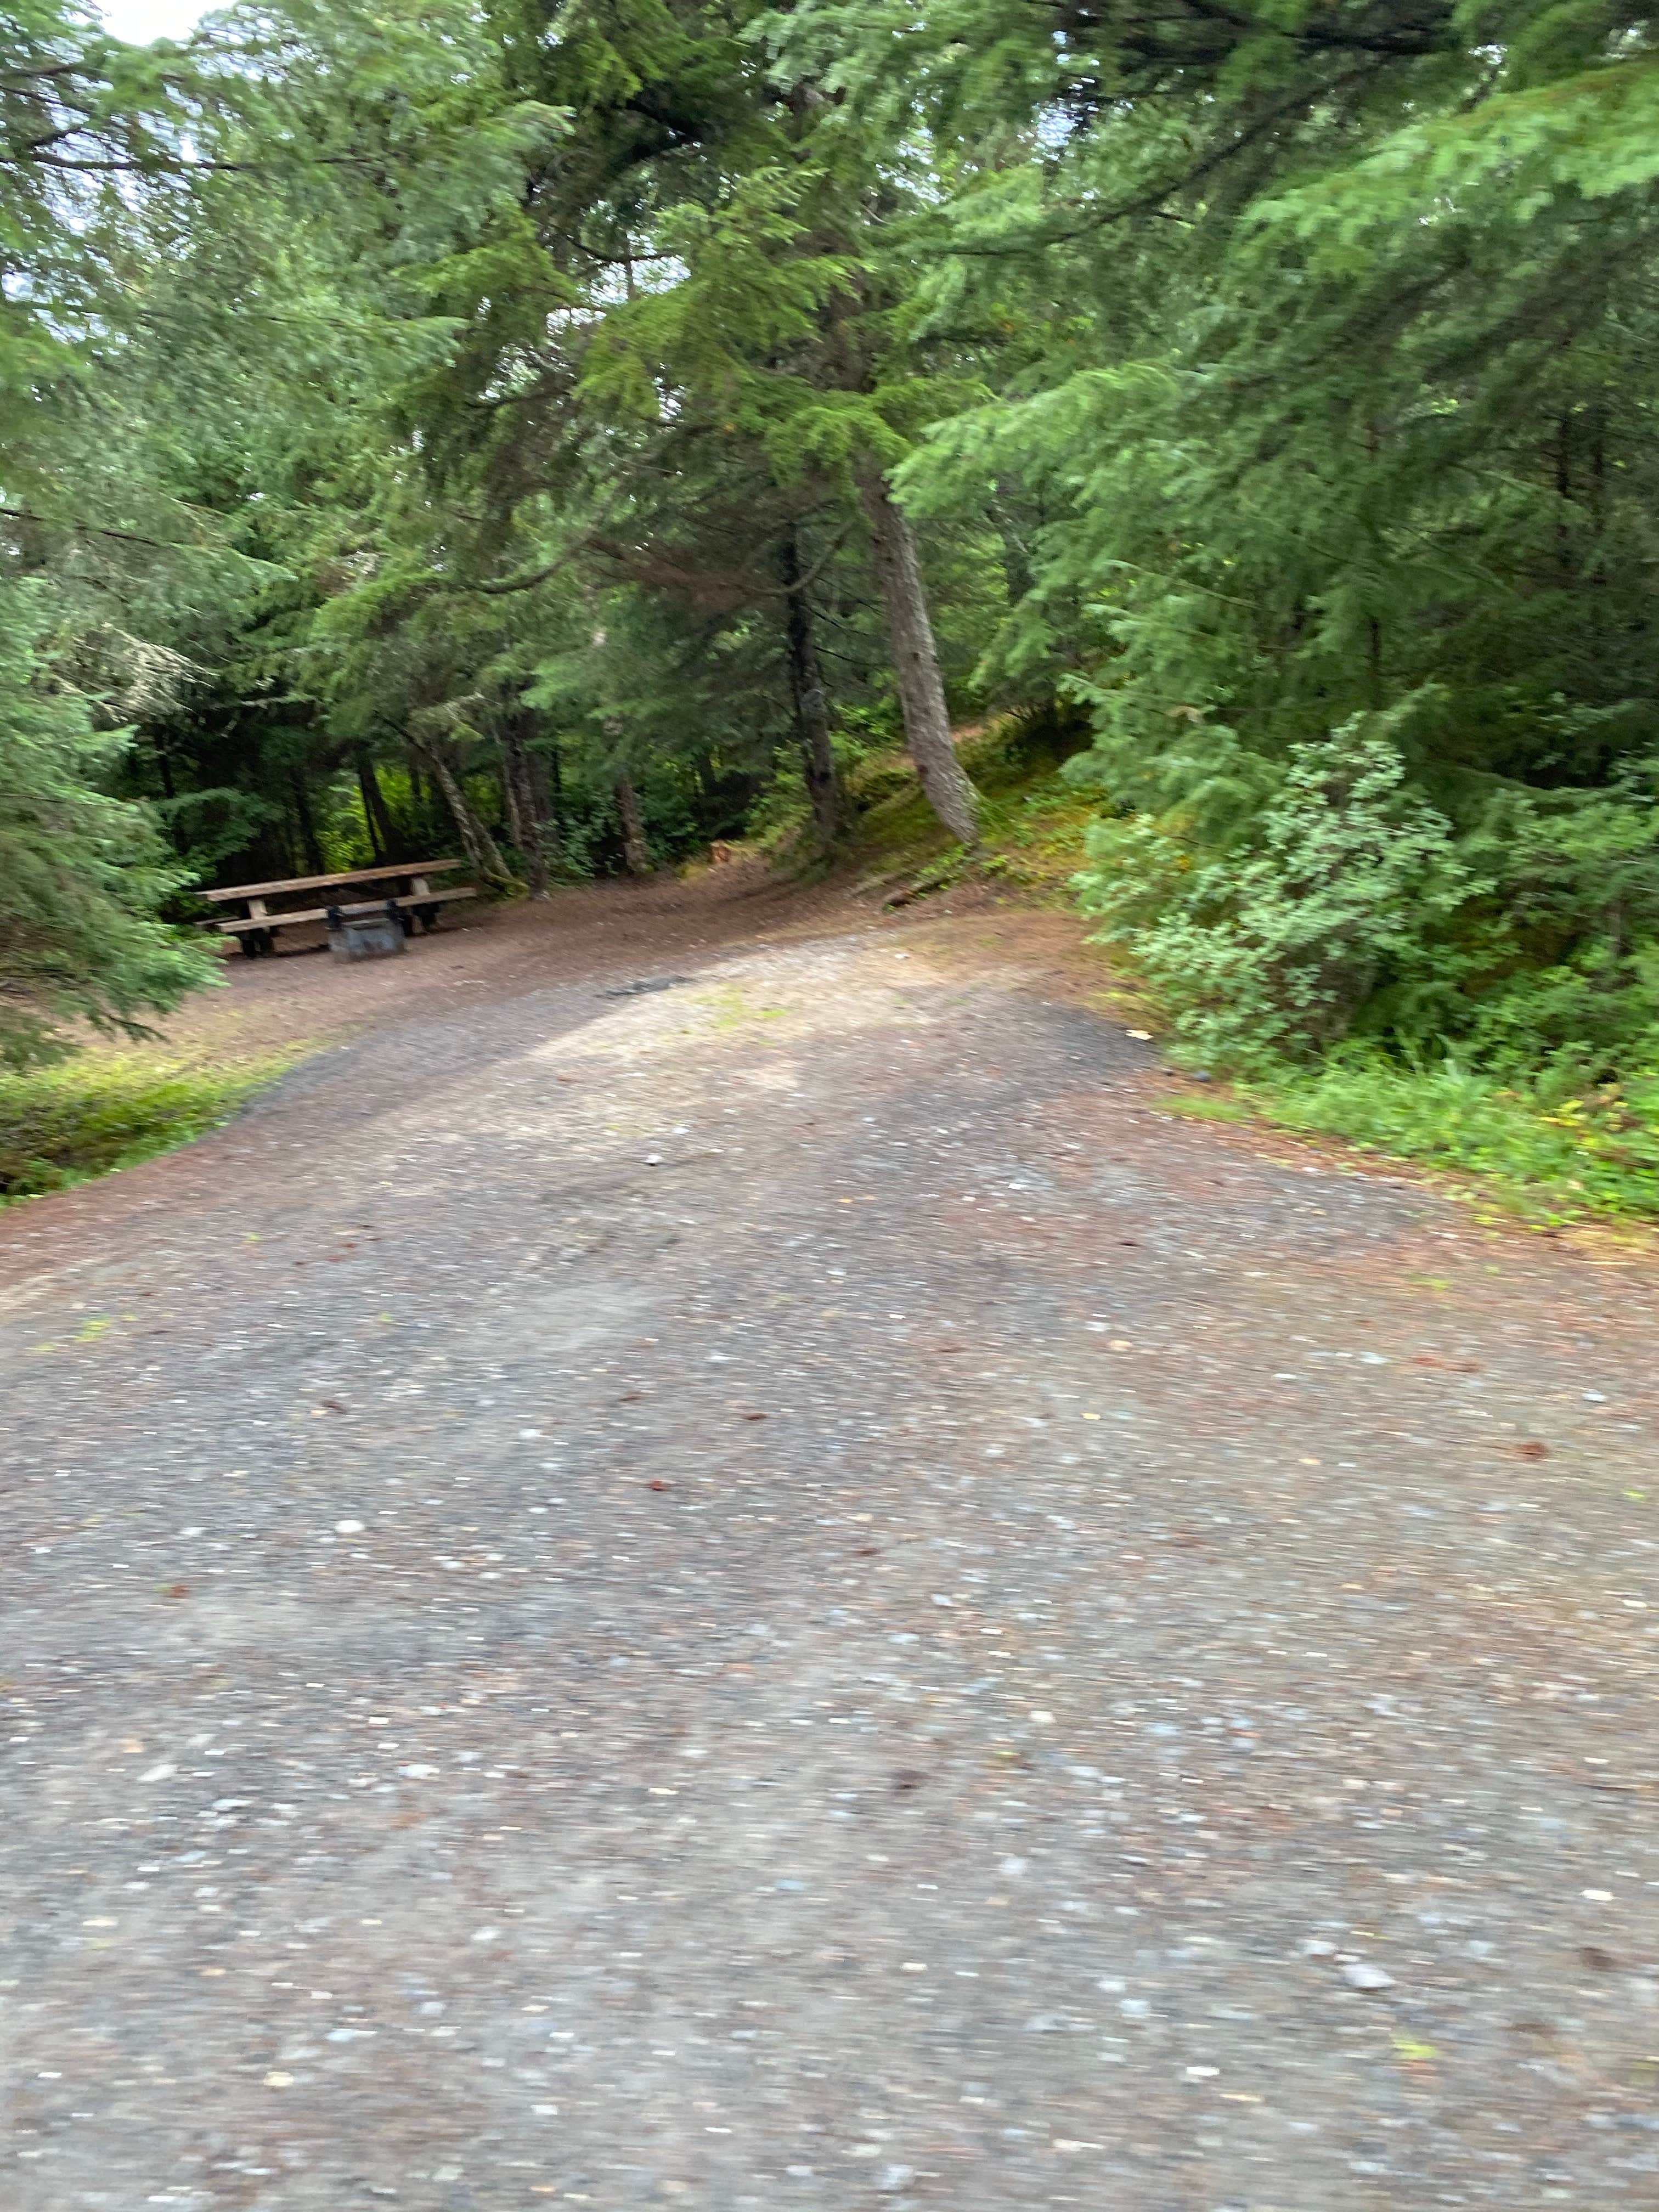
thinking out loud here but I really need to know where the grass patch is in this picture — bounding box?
[843,719,1099,890]
[1206,1056,1659,1222]
[0,1052,291,1203]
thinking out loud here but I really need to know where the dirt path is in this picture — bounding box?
[2,872,1657,2210]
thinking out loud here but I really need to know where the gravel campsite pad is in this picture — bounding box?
[2,880,1657,2210]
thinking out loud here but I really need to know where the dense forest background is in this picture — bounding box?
[6,0,1659,1127]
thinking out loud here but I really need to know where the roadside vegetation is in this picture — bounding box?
[0,1053,286,1204]
[819,725,1659,1227]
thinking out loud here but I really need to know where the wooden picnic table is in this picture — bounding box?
[201,859,477,956]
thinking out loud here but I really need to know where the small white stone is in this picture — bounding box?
[1340,1962,1395,1991]
[334,1519,364,1534]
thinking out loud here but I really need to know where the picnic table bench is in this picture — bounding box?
[201,859,477,956]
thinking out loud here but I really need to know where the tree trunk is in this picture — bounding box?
[356,765,386,861]
[356,750,400,862]
[780,527,839,847]
[855,460,980,847]
[614,771,652,876]
[501,708,552,898]
[500,737,529,855]
[414,737,513,887]
[527,741,563,863]
[290,771,325,874]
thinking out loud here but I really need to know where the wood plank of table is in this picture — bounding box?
[212,887,478,934]
[200,859,463,903]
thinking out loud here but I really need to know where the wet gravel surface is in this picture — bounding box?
[3,920,1658,2211]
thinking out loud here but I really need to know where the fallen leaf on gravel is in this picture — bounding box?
[647,1479,671,1492]
[1516,1441,1550,1459]
[1391,2033,1439,2063]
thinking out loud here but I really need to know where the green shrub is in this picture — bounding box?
[1075,704,1659,1085]
[1248,1053,1659,1222]
[1076,717,1475,1074]
[0,1056,283,1201]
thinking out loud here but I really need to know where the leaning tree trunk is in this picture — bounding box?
[780,527,839,848]
[614,771,652,877]
[855,460,980,848]
[413,736,513,888]
[500,735,530,856]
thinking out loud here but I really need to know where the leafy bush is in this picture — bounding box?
[1076,718,1475,1073]
[1076,699,1659,1086]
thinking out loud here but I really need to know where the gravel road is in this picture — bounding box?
[3,897,1657,2210]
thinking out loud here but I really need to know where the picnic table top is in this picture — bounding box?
[201,859,464,904]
